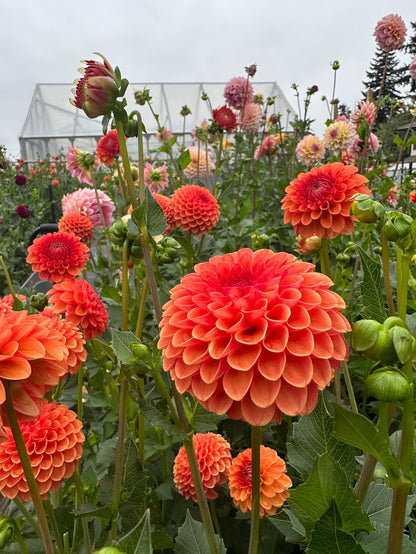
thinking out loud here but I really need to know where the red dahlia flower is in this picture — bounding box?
[47,279,108,341]
[58,212,94,243]
[70,53,118,119]
[281,162,370,239]
[229,445,292,517]
[158,248,350,426]
[170,185,219,235]
[212,106,238,131]
[16,205,30,219]
[26,232,90,283]
[96,129,122,166]
[173,432,232,502]
[0,400,84,501]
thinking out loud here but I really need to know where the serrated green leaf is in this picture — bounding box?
[357,245,387,322]
[332,404,400,479]
[145,187,166,235]
[137,395,183,443]
[117,509,152,554]
[191,403,225,433]
[269,508,306,543]
[177,148,192,170]
[287,393,355,481]
[174,510,226,554]
[110,328,139,363]
[288,453,372,536]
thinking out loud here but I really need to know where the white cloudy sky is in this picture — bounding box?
[1,0,415,158]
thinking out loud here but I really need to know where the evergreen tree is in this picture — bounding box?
[404,21,416,94]
[362,47,408,125]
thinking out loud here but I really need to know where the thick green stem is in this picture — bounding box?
[396,248,410,321]
[4,382,54,554]
[380,233,395,316]
[248,426,263,554]
[354,454,378,504]
[388,487,410,553]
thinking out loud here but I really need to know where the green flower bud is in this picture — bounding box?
[30,292,48,311]
[109,219,127,246]
[351,194,384,223]
[93,548,127,554]
[365,367,411,402]
[130,342,149,360]
[0,517,14,549]
[351,319,396,364]
[382,212,413,242]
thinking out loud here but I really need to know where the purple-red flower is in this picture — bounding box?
[212,106,238,131]
[224,76,254,110]
[14,174,27,186]
[16,205,30,219]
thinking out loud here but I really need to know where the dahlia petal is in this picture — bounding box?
[286,329,314,356]
[320,211,333,229]
[328,310,351,332]
[287,305,311,329]
[240,396,279,426]
[203,390,234,414]
[331,334,349,360]
[227,344,261,371]
[222,369,253,400]
[283,353,313,387]
[311,357,334,388]
[275,380,308,416]
[235,319,268,345]
[192,324,214,340]
[209,335,235,359]
[191,377,217,401]
[266,304,291,325]
[200,358,222,383]
[216,313,245,332]
[308,308,333,331]
[249,376,281,408]
[182,343,209,364]
[173,358,200,379]
[172,329,193,348]
[0,357,32,380]
[263,326,289,353]
[257,350,286,381]
[312,333,334,358]
[172,375,192,393]
[301,384,319,415]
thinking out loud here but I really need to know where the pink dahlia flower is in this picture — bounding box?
[66,147,98,186]
[254,135,279,159]
[239,103,264,133]
[374,14,407,52]
[62,188,115,228]
[348,133,380,159]
[350,101,377,129]
[295,135,325,166]
[224,76,254,110]
[144,163,169,193]
[183,146,215,180]
[410,57,416,80]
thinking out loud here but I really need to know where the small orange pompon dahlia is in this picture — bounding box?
[47,279,108,341]
[58,212,94,243]
[170,185,219,235]
[229,445,292,517]
[158,248,350,426]
[0,400,84,501]
[173,432,232,502]
[26,231,90,283]
[281,162,370,239]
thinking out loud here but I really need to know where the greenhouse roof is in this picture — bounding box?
[19,82,295,161]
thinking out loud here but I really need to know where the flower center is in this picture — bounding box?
[239,460,252,489]
[304,177,332,204]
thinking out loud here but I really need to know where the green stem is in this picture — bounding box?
[72,467,91,554]
[248,426,263,554]
[341,361,358,414]
[354,454,378,504]
[13,497,41,539]
[135,276,149,337]
[380,233,395,316]
[396,248,410,321]
[212,132,223,197]
[44,498,64,554]
[0,256,17,300]
[4,382,54,554]
[319,238,331,278]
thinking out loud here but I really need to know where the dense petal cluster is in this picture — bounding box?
[224,77,254,110]
[183,146,215,180]
[47,279,108,341]
[62,187,115,228]
[350,100,377,129]
[348,133,380,159]
[374,14,407,52]
[254,135,280,159]
[295,135,325,166]
[228,446,292,516]
[144,163,169,193]
[212,106,238,131]
[170,185,220,235]
[323,119,355,151]
[0,294,26,315]
[282,162,370,239]
[0,401,84,501]
[158,248,351,426]
[70,53,118,119]
[239,103,264,133]
[152,193,176,235]
[96,129,121,166]
[156,126,173,143]
[26,232,89,283]
[16,205,30,219]
[58,212,94,243]
[66,147,98,186]
[173,432,232,502]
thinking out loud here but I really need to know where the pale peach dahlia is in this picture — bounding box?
[158,248,351,426]
[374,14,406,52]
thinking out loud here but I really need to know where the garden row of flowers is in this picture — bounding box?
[1,11,416,554]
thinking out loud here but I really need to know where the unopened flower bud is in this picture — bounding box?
[382,211,413,242]
[365,367,411,403]
[307,85,319,95]
[201,92,209,101]
[30,292,48,311]
[180,105,191,117]
[296,235,321,255]
[351,194,384,223]
[332,60,340,71]
[130,341,149,360]
[134,89,151,105]
[245,64,257,77]
[0,517,14,549]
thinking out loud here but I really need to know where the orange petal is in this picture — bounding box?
[312,332,334,358]
[191,376,217,401]
[222,368,253,400]
[200,358,222,384]
[263,326,289,353]
[275,380,308,416]
[283,353,313,387]
[227,344,261,371]
[286,329,314,356]
[311,357,334,388]
[249,375,281,407]
[0,357,32,380]
[308,308,332,331]
[234,319,268,345]
[182,343,209,364]
[331,333,349,360]
[287,305,310,329]
[203,389,233,414]
[173,358,200,379]
[257,350,286,381]
[241,395,279,426]
[208,335,235,359]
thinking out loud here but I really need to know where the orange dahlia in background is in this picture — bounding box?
[173,432,232,502]
[47,279,108,341]
[0,400,84,501]
[26,232,89,283]
[170,185,219,235]
[0,294,26,315]
[229,445,292,517]
[58,212,94,243]
[158,248,350,426]
[152,193,176,235]
[96,129,122,166]
[281,162,370,239]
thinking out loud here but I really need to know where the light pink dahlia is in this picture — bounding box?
[183,146,215,180]
[350,101,377,129]
[323,119,355,151]
[224,76,254,110]
[62,188,115,228]
[410,56,416,80]
[348,133,380,159]
[295,135,325,166]
[66,147,98,186]
[239,103,264,133]
[374,14,407,52]
[144,163,169,193]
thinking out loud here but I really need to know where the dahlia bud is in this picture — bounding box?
[245,64,257,77]
[351,194,384,223]
[180,105,192,117]
[0,517,14,549]
[30,292,48,311]
[156,236,181,263]
[134,89,151,105]
[251,232,271,250]
[267,96,276,106]
[365,367,411,403]
[307,85,319,95]
[108,218,127,246]
[382,211,413,243]
[253,94,264,104]
[296,235,321,255]
[201,92,209,101]
[93,548,127,554]
[130,341,149,360]
[332,60,340,71]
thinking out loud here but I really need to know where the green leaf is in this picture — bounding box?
[110,328,139,363]
[269,508,306,544]
[117,509,152,554]
[288,453,373,536]
[131,202,147,232]
[191,403,225,433]
[332,404,401,479]
[307,502,366,553]
[101,285,122,304]
[287,393,355,481]
[393,134,405,148]
[145,187,166,236]
[177,149,191,170]
[137,394,183,443]
[174,510,226,554]
[357,245,387,322]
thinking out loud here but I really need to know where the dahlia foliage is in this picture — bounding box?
[2,14,416,551]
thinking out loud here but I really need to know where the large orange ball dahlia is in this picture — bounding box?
[47,279,108,341]
[229,445,292,517]
[281,162,370,239]
[173,432,232,502]
[0,400,84,501]
[26,231,90,283]
[158,248,350,426]
[170,185,219,235]
[58,212,94,243]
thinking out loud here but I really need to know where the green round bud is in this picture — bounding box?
[30,292,48,311]
[130,342,149,360]
[365,368,411,402]
[382,212,413,242]
[93,548,127,554]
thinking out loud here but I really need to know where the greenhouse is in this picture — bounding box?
[19,81,295,161]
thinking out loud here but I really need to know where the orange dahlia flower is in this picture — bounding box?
[0,294,26,315]
[96,129,121,166]
[281,162,370,239]
[153,193,176,235]
[229,445,292,517]
[26,232,90,283]
[47,279,108,341]
[58,212,94,243]
[0,400,84,501]
[173,432,232,502]
[158,248,350,426]
[170,185,219,235]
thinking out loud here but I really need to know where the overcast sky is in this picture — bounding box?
[1,0,415,158]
